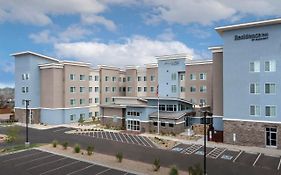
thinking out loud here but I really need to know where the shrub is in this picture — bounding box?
[188,164,203,175]
[62,141,68,150]
[78,116,84,124]
[153,158,160,171]
[87,146,94,155]
[116,152,123,162]
[52,140,58,148]
[5,126,21,143]
[74,144,80,153]
[169,166,178,175]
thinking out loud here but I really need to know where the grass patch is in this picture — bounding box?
[0,143,43,154]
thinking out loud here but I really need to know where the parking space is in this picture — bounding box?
[220,150,240,161]
[255,154,280,170]
[78,131,157,148]
[0,149,137,175]
[235,152,259,166]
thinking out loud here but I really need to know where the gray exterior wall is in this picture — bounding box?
[222,24,281,122]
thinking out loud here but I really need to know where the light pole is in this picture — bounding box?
[202,110,212,175]
[25,100,30,147]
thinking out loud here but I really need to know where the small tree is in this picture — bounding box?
[52,140,58,148]
[169,166,178,175]
[78,116,84,125]
[188,164,203,175]
[62,141,68,150]
[153,158,160,171]
[116,152,123,162]
[87,145,94,155]
[74,144,80,153]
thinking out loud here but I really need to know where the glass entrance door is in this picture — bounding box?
[266,127,277,147]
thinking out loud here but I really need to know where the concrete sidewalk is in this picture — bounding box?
[141,133,281,157]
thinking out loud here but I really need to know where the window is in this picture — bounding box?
[127,120,140,131]
[80,75,86,80]
[22,87,29,93]
[70,114,76,121]
[200,99,207,105]
[150,86,154,92]
[265,106,276,117]
[143,76,147,81]
[105,97,109,103]
[151,75,155,81]
[95,112,99,117]
[89,98,93,104]
[95,87,99,92]
[190,98,196,104]
[190,86,196,92]
[138,87,142,92]
[144,87,147,92]
[180,87,185,92]
[159,105,165,111]
[70,87,76,93]
[171,73,177,80]
[266,127,277,147]
[127,111,140,116]
[180,74,185,81]
[70,74,75,80]
[70,99,76,106]
[250,105,260,116]
[265,60,276,72]
[89,76,92,81]
[22,73,29,80]
[89,87,92,92]
[171,85,177,93]
[105,87,110,92]
[123,77,126,82]
[127,87,132,92]
[250,83,260,94]
[167,105,177,111]
[80,99,85,105]
[199,73,207,80]
[153,122,158,126]
[137,76,141,81]
[200,85,207,93]
[190,73,196,80]
[112,76,116,82]
[169,123,174,127]
[112,87,116,92]
[123,87,126,92]
[265,83,276,94]
[80,87,85,93]
[249,61,260,72]
[127,76,131,82]
[94,98,99,103]
[94,75,99,81]
[161,122,166,127]
[112,98,115,102]
[89,112,92,117]
[105,76,109,81]
[80,113,85,120]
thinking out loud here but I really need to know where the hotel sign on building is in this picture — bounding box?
[234,32,269,41]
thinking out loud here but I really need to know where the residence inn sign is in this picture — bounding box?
[234,32,269,41]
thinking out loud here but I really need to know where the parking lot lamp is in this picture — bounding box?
[25,100,30,147]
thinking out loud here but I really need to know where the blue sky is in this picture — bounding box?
[0,0,280,88]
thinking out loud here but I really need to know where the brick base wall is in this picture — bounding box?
[101,117,125,129]
[224,120,281,149]
[149,123,185,134]
[15,109,40,124]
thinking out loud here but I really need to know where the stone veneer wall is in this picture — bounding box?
[101,117,124,129]
[224,120,281,149]
[149,122,185,134]
[15,108,40,124]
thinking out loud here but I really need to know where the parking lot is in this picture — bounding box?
[0,149,137,175]
[171,143,281,171]
[76,131,157,148]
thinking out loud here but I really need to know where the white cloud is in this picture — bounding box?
[0,82,14,88]
[157,28,175,41]
[187,27,211,39]
[54,36,197,67]
[0,61,14,73]
[81,14,117,31]
[29,25,92,44]
[143,0,281,25]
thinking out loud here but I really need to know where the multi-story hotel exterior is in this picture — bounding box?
[211,18,281,148]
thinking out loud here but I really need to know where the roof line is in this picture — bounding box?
[10,51,60,62]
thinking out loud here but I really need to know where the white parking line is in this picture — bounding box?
[108,132,113,140]
[2,151,44,163]
[277,157,281,170]
[96,168,110,175]
[233,151,243,162]
[142,137,152,147]
[253,153,262,166]
[131,135,141,145]
[27,157,67,170]
[207,147,218,157]
[15,154,55,166]
[117,133,124,142]
[66,164,95,175]
[121,134,129,143]
[126,134,134,143]
[40,160,79,175]
[215,149,226,159]
[136,136,147,146]
[112,132,118,141]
